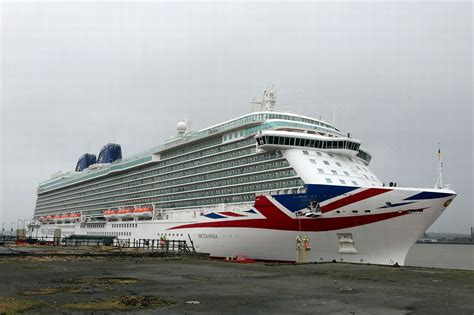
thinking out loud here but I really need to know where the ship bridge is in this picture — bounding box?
[254,129,379,188]
[255,130,371,165]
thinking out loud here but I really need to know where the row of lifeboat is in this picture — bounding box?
[39,213,81,223]
[103,207,153,219]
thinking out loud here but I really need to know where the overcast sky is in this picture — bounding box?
[1,1,472,233]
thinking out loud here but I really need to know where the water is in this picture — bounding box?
[405,243,474,270]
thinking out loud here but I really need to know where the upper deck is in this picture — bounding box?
[37,111,345,194]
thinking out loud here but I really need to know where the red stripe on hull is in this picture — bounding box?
[219,212,246,217]
[169,196,410,232]
[321,188,391,213]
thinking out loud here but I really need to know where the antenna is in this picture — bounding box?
[250,97,260,112]
[434,143,443,189]
[332,104,336,125]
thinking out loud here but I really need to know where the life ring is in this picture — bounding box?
[159,238,166,247]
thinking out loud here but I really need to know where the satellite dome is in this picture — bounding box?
[177,121,187,134]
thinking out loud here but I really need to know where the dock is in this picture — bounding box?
[0,250,472,314]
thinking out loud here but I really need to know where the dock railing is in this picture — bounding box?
[0,235,195,254]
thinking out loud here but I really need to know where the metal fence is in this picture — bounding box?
[0,235,194,253]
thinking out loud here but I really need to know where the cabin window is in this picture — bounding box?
[331,170,338,175]
[303,150,309,155]
[310,159,316,164]
[317,168,324,174]
[324,160,330,165]
[325,178,333,183]
[340,179,346,184]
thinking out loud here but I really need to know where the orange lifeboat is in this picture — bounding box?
[133,207,153,218]
[117,209,131,218]
[103,209,118,220]
[72,213,81,221]
[63,213,71,222]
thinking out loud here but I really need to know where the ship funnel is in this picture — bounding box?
[97,143,122,164]
[75,153,97,172]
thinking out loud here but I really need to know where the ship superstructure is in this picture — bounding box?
[30,88,456,265]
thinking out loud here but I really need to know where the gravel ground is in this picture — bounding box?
[0,256,472,314]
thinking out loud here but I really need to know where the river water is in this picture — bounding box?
[405,243,474,270]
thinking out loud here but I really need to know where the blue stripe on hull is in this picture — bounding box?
[404,191,454,200]
[273,184,359,212]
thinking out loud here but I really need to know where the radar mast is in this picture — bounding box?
[250,86,276,111]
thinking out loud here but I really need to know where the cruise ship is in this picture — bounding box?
[29,88,456,265]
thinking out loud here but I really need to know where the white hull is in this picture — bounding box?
[30,185,455,266]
